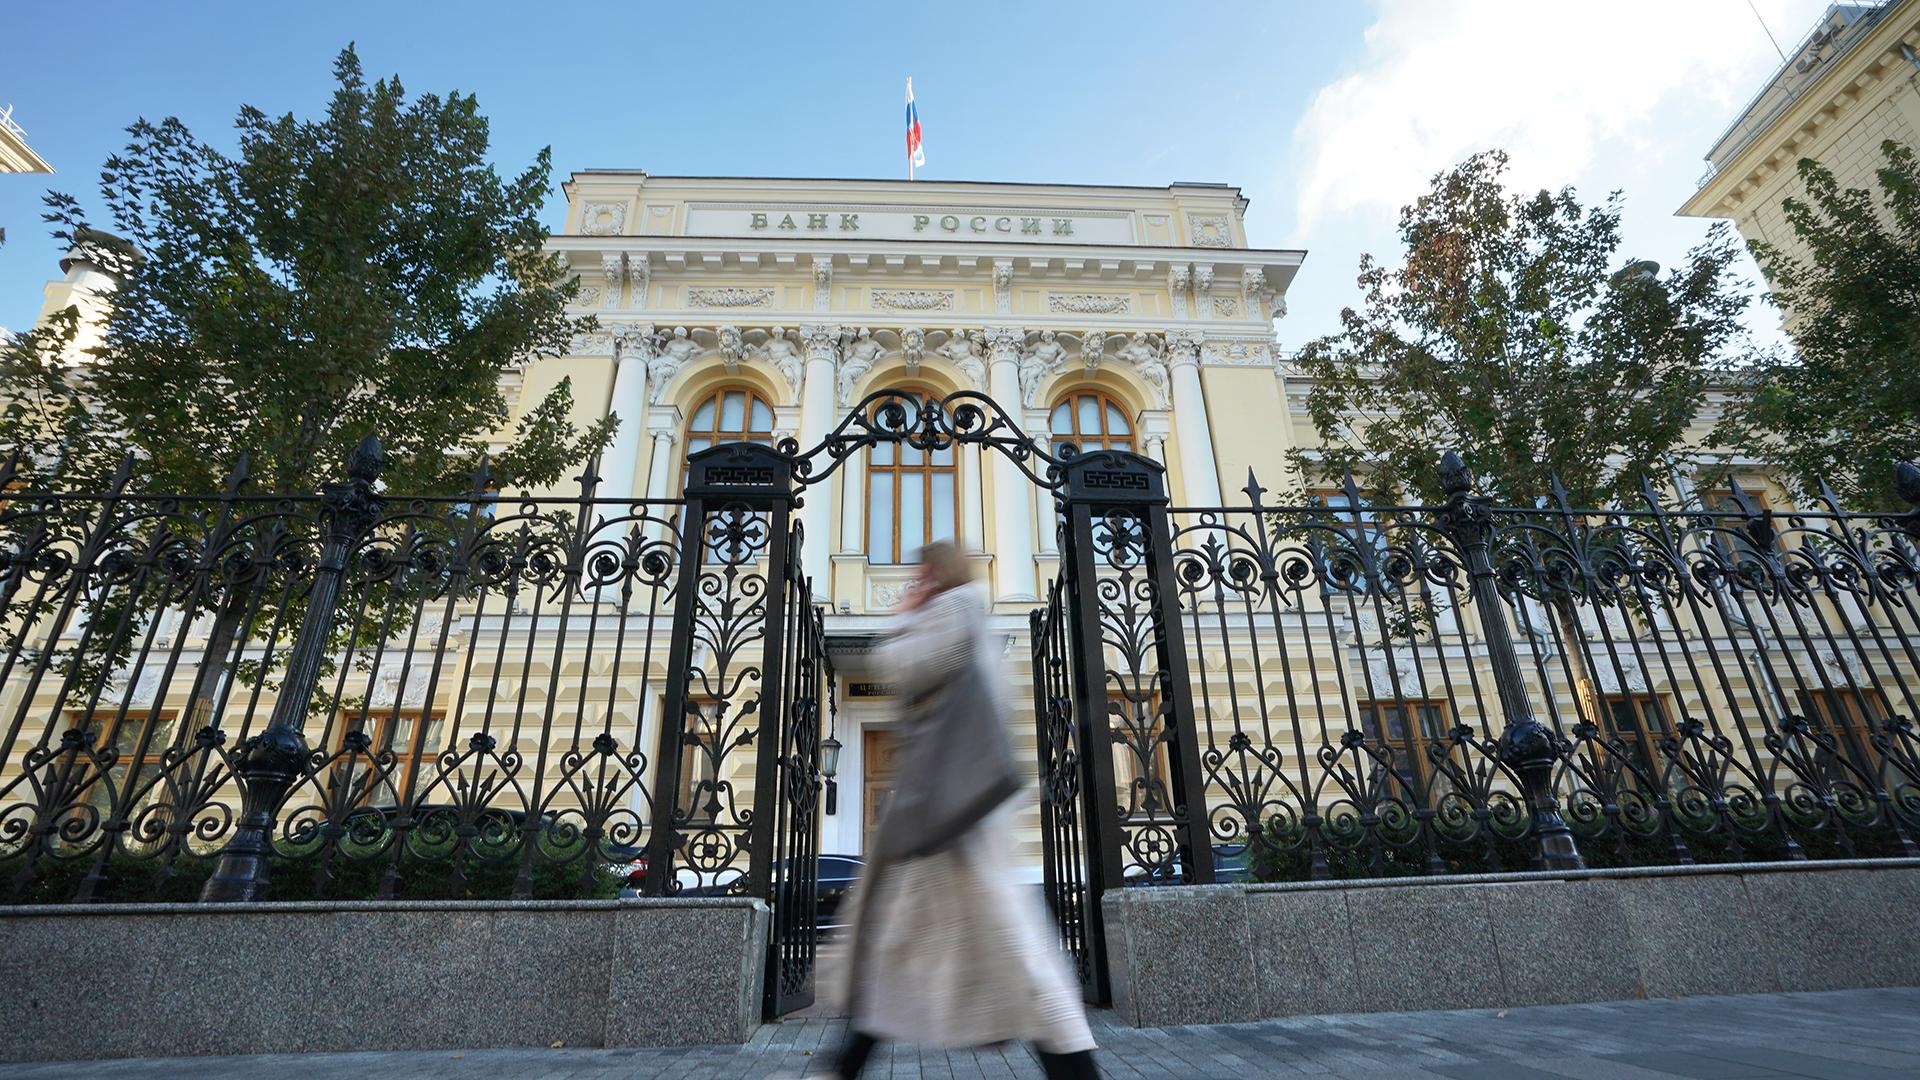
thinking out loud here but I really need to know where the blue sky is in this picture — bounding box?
[1,0,1828,347]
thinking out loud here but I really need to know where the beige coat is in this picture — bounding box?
[823,588,1095,1053]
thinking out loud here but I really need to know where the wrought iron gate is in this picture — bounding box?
[1031,449,1215,1002]
[647,441,832,1018]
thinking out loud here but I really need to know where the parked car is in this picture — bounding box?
[639,853,866,931]
[1122,843,1252,887]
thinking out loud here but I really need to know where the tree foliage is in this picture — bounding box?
[1715,139,1920,509]
[1293,150,1752,507]
[32,45,611,495]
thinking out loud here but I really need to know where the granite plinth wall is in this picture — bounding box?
[0,897,768,1062]
[1102,859,1920,1028]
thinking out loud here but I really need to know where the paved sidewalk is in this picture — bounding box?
[5,988,1919,1078]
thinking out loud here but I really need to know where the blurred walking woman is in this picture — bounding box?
[825,542,1099,1080]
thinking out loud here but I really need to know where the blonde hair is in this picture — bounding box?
[917,541,975,594]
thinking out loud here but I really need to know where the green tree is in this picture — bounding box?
[1291,151,1753,747]
[1293,150,1751,508]
[1715,139,1920,508]
[13,46,612,724]
[35,44,610,495]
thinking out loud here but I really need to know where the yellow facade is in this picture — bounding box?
[1680,0,1920,284]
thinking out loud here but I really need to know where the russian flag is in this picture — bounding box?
[906,77,925,171]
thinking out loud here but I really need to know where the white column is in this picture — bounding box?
[962,443,986,551]
[795,325,843,597]
[597,328,654,506]
[840,447,866,555]
[1027,410,1058,557]
[985,327,1037,602]
[1168,331,1222,506]
[1144,433,1167,465]
[641,417,679,541]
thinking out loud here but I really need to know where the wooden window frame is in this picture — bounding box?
[1048,388,1136,456]
[1354,698,1450,797]
[70,710,181,820]
[864,388,959,565]
[680,384,778,489]
[329,709,447,809]
[1796,686,1888,777]
[1599,693,1671,784]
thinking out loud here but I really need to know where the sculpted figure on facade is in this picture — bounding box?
[937,329,987,390]
[626,253,651,310]
[763,327,805,396]
[602,253,624,309]
[1169,264,1192,319]
[992,259,1014,314]
[837,326,882,406]
[812,256,834,312]
[1018,330,1067,407]
[648,326,699,403]
[717,325,745,374]
[1079,331,1107,375]
[900,327,926,376]
[1117,333,1170,408]
[1240,266,1267,318]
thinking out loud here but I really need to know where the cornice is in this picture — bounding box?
[1681,13,1920,218]
[546,233,1303,268]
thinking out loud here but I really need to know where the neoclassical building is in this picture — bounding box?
[516,174,1304,857]
[1680,0,1920,288]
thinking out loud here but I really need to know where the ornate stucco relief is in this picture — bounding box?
[1187,214,1232,248]
[687,287,775,309]
[871,288,955,312]
[1047,293,1131,315]
[580,202,627,236]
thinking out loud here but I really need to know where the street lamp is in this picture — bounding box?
[821,733,843,815]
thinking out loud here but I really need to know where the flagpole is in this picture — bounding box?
[907,76,914,182]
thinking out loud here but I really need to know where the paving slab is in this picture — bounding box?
[0,987,1915,1079]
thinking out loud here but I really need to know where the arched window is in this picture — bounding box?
[681,385,776,483]
[866,390,958,564]
[1049,388,1134,456]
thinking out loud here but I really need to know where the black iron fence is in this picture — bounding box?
[0,440,833,921]
[1127,460,1920,885]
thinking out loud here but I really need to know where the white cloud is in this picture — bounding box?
[1292,0,1830,232]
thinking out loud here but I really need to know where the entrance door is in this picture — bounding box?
[862,729,903,851]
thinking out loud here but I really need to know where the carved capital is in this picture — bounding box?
[1168,329,1204,368]
[1193,264,1215,297]
[801,322,844,360]
[984,324,1024,364]
[610,321,655,364]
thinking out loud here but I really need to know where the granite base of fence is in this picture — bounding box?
[1102,859,1920,1028]
[0,897,768,1062]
